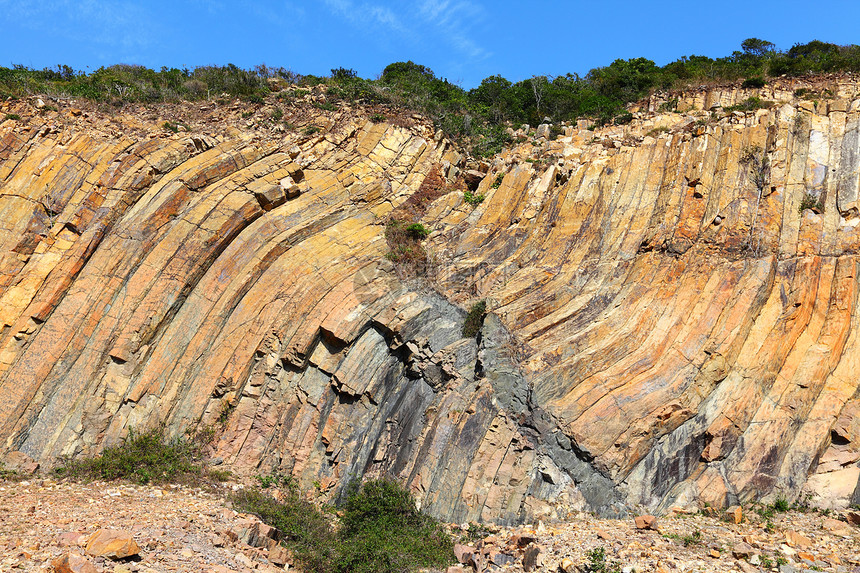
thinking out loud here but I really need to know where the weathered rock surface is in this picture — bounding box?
[3,77,860,522]
[85,529,140,559]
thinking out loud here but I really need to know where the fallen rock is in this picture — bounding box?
[85,529,140,559]
[52,552,98,573]
[634,515,658,530]
[268,544,292,567]
[725,505,742,524]
[784,530,812,548]
[732,542,754,559]
[233,520,280,549]
[536,124,551,139]
[489,551,515,567]
[453,543,475,564]
[2,451,39,474]
[56,531,88,547]
[522,543,543,572]
[823,517,853,536]
[510,532,537,548]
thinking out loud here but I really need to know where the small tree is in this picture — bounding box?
[741,38,776,58]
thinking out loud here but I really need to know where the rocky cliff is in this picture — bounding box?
[3,76,860,524]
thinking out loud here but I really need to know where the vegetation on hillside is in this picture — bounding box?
[233,477,454,573]
[53,426,227,485]
[2,39,857,155]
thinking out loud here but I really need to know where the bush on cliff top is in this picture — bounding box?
[232,477,454,573]
[3,38,858,157]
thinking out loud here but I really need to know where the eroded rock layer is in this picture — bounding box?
[3,76,860,522]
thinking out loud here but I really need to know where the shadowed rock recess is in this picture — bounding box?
[4,76,860,523]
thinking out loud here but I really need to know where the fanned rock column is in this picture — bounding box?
[3,78,860,522]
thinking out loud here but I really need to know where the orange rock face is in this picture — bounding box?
[51,552,97,573]
[3,78,860,522]
[85,529,140,559]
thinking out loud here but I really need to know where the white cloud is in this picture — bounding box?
[321,0,490,62]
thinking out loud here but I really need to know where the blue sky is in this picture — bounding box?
[2,0,860,88]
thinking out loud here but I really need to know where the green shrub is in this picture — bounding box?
[772,496,790,512]
[53,426,222,485]
[658,98,678,112]
[613,111,634,125]
[646,126,671,137]
[799,193,823,214]
[3,113,21,121]
[314,100,338,111]
[491,173,504,189]
[462,300,487,338]
[370,112,386,123]
[163,121,179,133]
[585,546,621,573]
[725,96,774,113]
[271,106,284,121]
[337,479,453,573]
[384,220,430,277]
[742,76,766,88]
[464,190,484,205]
[303,125,320,136]
[405,223,429,240]
[233,486,337,572]
[233,478,453,573]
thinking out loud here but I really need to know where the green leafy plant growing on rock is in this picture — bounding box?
[256,471,298,490]
[405,223,429,239]
[385,219,431,277]
[585,546,622,573]
[162,121,179,133]
[799,192,823,214]
[725,96,774,113]
[464,190,484,205]
[658,98,679,112]
[491,173,504,189]
[646,126,671,137]
[370,112,386,123]
[462,300,487,339]
[3,113,20,122]
[53,426,224,485]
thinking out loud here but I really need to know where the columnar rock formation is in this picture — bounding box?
[2,76,860,523]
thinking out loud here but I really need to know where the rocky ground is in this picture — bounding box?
[2,475,860,573]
